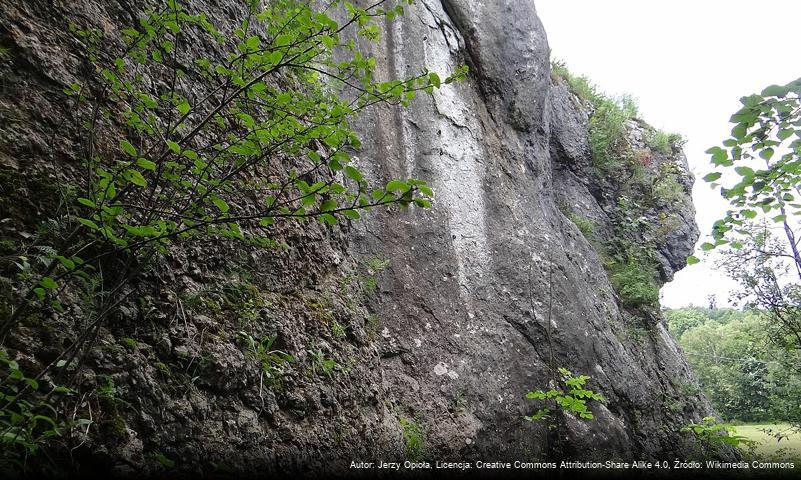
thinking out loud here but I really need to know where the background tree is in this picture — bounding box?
[696,78,801,339]
[692,79,801,429]
[667,308,800,425]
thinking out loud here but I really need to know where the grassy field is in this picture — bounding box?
[735,423,801,460]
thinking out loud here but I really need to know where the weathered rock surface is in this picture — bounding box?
[0,0,720,476]
[352,0,708,462]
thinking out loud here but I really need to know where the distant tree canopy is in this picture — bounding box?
[667,308,801,425]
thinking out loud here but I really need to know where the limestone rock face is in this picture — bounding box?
[0,0,717,475]
[352,0,708,462]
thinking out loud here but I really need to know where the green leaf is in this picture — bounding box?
[120,140,137,157]
[731,124,747,141]
[177,100,190,115]
[56,256,75,270]
[245,35,260,50]
[428,72,441,88]
[212,198,230,213]
[702,172,722,182]
[50,300,65,313]
[319,199,337,212]
[77,217,100,231]
[341,209,360,220]
[193,158,208,170]
[344,165,363,182]
[385,180,408,193]
[155,453,175,468]
[761,84,787,97]
[32,415,57,430]
[319,213,337,225]
[136,158,157,171]
[77,197,97,208]
[126,169,147,187]
[274,34,291,47]
[269,50,283,65]
[686,255,699,265]
[34,287,46,300]
[734,166,754,177]
[321,35,335,49]
[710,149,729,166]
[328,157,343,171]
[40,277,58,290]
[700,242,715,251]
[166,140,181,154]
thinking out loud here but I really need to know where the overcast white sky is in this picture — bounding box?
[535,0,801,308]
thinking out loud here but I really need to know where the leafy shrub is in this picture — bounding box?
[524,368,605,421]
[589,95,638,170]
[338,254,390,302]
[702,79,801,252]
[551,62,646,172]
[650,162,685,207]
[330,320,346,338]
[360,255,389,296]
[606,254,660,308]
[646,129,685,155]
[1,0,467,354]
[0,349,88,462]
[551,60,597,103]
[399,416,424,460]
[154,452,176,468]
[308,349,338,377]
[0,1,469,463]
[236,332,293,389]
[681,417,756,455]
[121,337,138,350]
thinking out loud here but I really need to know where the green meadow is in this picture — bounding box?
[735,424,801,460]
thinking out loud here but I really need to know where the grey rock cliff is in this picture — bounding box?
[352,0,708,462]
[0,0,717,475]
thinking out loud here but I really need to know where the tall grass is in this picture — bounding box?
[551,60,681,170]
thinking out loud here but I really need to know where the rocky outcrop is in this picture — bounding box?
[0,0,717,476]
[352,0,708,462]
